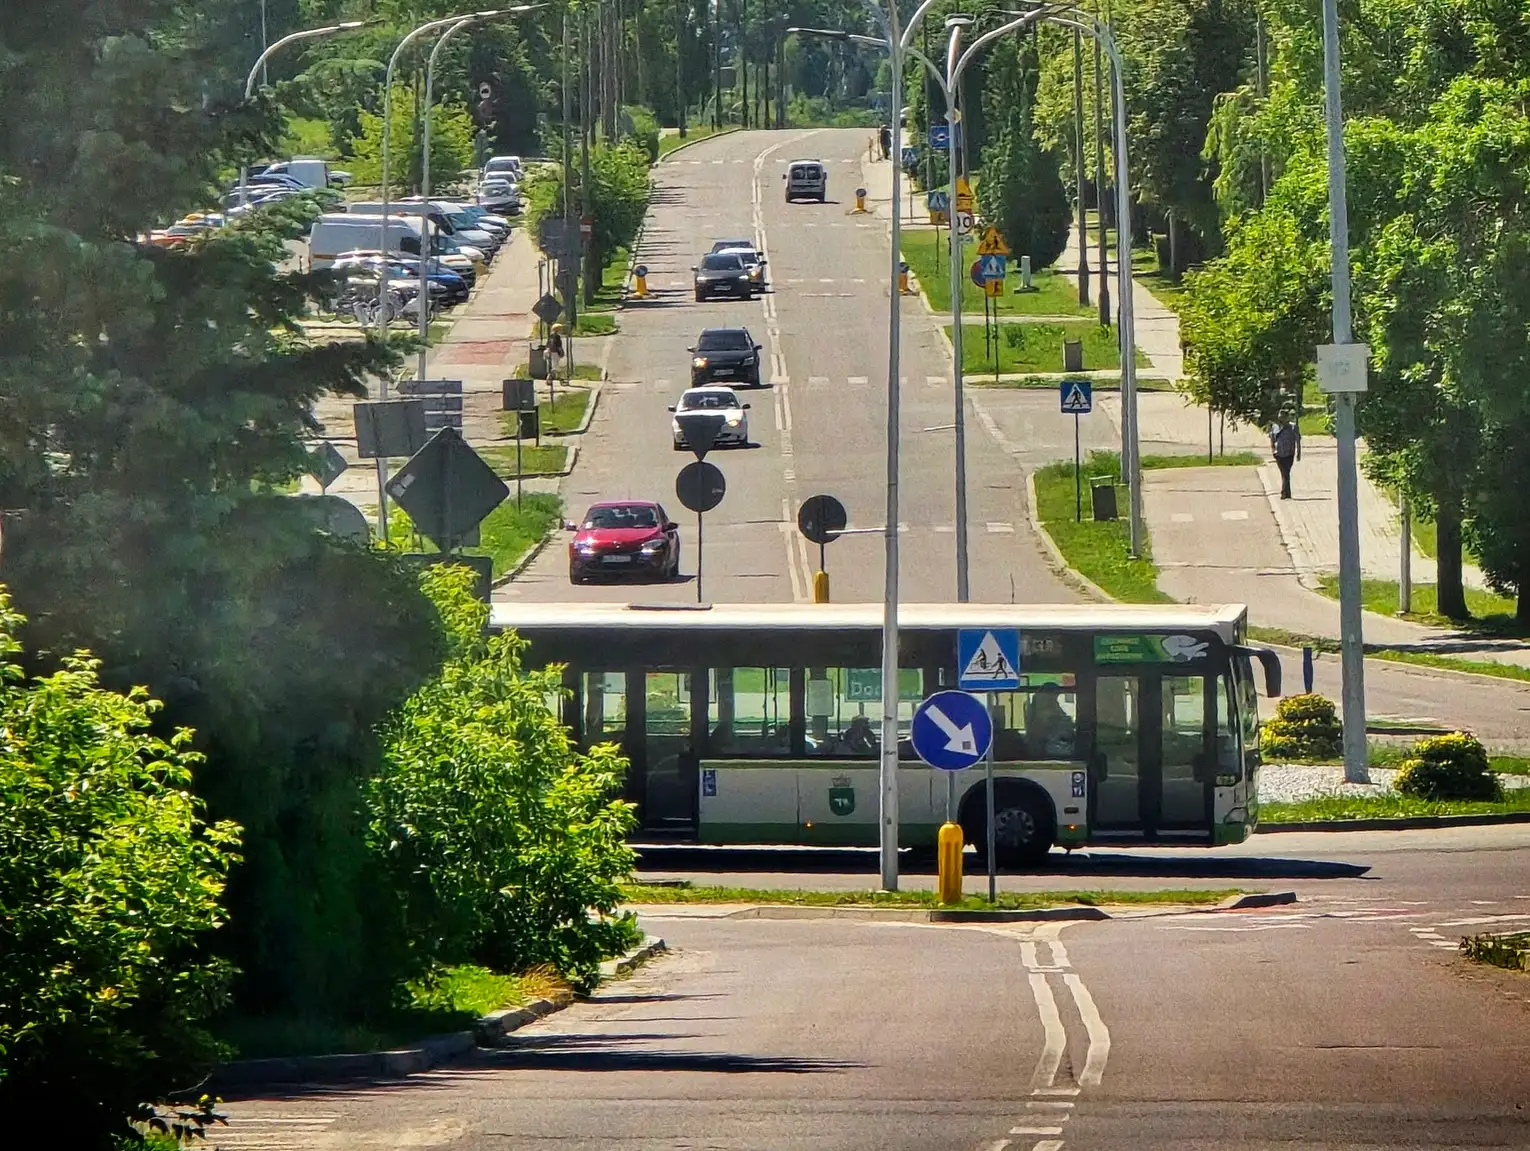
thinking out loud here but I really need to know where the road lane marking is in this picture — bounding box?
[1437,913,1530,927]
[1064,973,1110,1087]
[1220,509,1249,520]
[1026,1101,1075,1111]
[807,375,830,386]
[987,522,1015,533]
[1009,1126,1065,1136]
[1031,1142,1065,1151]
[1171,512,1194,523]
[848,375,869,384]
[928,375,947,386]
[1027,972,1066,1091]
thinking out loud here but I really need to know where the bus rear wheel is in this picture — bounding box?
[963,788,1055,871]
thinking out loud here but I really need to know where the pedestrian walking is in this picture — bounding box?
[546,323,565,381]
[1270,417,1301,499]
[879,124,892,161]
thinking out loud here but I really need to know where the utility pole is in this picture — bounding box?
[562,11,577,330]
[1093,26,1109,327]
[713,0,722,130]
[676,0,687,137]
[1073,28,1089,306]
[1319,0,1369,784]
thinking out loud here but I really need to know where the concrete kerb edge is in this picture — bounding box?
[1024,470,1116,604]
[657,126,745,161]
[1259,636,1530,689]
[1256,810,1530,833]
[1217,890,1297,909]
[212,935,667,1089]
[721,903,1113,923]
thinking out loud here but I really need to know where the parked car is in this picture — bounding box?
[349,200,500,258]
[482,155,523,183]
[331,252,469,305]
[567,501,681,583]
[252,158,351,189]
[477,178,523,214]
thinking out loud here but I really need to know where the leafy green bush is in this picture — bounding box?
[0,590,241,1151]
[1260,693,1343,760]
[369,565,640,991]
[625,104,661,164]
[1395,731,1501,801]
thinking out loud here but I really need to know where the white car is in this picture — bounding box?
[670,386,750,451]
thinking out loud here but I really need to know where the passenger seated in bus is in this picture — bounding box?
[709,719,735,754]
[1026,689,1076,758]
[836,715,878,755]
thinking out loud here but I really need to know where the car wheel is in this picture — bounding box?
[667,547,681,579]
[672,440,685,452]
[569,564,585,585]
[694,289,705,302]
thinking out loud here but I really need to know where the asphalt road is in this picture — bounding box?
[215,829,1530,1150]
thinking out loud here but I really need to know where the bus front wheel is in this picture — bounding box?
[962,786,1055,870]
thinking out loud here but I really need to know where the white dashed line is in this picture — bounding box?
[848,375,869,385]
[987,522,1015,533]
[1220,509,1249,521]
[1171,512,1194,523]
[807,375,831,386]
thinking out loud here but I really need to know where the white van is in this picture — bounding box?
[257,157,352,189]
[348,200,499,256]
[308,214,431,271]
[783,159,828,203]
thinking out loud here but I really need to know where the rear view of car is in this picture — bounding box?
[784,161,828,202]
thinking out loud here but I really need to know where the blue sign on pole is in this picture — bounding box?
[1060,379,1094,415]
[957,628,1022,690]
[911,690,994,771]
[928,123,951,150]
[926,190,950,213]
[901,145,919,167]
[977,254,1008,282]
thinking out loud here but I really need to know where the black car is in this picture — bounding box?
[689,327,764,386]
[692,252,752,301]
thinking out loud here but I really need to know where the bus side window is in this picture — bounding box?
[813,668,922,757]
[989,680,1078,761]
[583,671,626,743]
[709,667,790,756]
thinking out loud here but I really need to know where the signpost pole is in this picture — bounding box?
[985,692,996,904]
[1074,412,1082,522]
[696,510,704,603]
[515,430,523,508]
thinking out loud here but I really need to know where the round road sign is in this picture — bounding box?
[969,260,986,289]
[911,690,994,771]
[675,461,726,513]
[955,210,975,235]
[855,187,867,198]
[797,494,848,545]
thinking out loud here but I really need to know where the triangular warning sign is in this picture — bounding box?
[1061,383,1091,413]
[962,630,1015,683]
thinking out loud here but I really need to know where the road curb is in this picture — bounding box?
[721,904,1113,922]
[1024,471,1115,604]
[1256,811,1530,833]
[493,521,557,588]
[1217,890,1298,909]
[553,383,601,436]
[657,126,744,161]
[211,935,666,1091]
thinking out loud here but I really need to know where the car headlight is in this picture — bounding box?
[742,355,757,366]
[640,539,666,554]
[692,356,708,368]
[735,274,749,282]
[574,541,596,554]
[725,413,742,425]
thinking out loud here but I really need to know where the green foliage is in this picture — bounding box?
[369,565,640,991]
[1395,732,1501,801]
[1260,693,1343,760]
[1462,931,1530,971]
[976,40,1070,271]
[625,104,662,164]
[343,86,476,191]
[0,590,240,1151]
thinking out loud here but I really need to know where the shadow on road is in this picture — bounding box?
[487,1033,862,1074]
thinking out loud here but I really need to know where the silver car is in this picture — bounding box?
[669,386,750,451]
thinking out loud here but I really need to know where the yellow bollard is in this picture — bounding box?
[633,263,649,298]
[634,273,648,298]
[937,821,965,904]
[855,190,867,212]
[898,260,913,295]
[813,569,830,603]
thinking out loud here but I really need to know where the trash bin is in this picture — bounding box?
[517,407,541,443]
[1063,338,1084,373]
[528,344,549,380]
[1090,477,1118,521]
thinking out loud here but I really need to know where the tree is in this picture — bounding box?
[0,589,241,1151]
[976,39,1070,271]
[342,85,478,191]
[370,567,639,990]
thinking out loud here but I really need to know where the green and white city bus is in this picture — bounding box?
[489,602,1283,866]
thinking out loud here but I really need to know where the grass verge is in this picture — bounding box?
[621,883,1241,909]
[1034,450,1170,603]
[574,312,618,336]
[901,229,1094,317]
[659,125,732,156]
[389,492,563,578]
[498,386,591,436]
[513,360,604,382]
[1462,931,1530,971]
[1314,575,1523,635]
[1278,744,1530,774]
[974,374,1176,392]
[480,443,569,477]
[585,247,628,313]
[950,321,1149,375]
[216,964,571,1059]
[1142,451,1262,470]
[1261,789,1530,823]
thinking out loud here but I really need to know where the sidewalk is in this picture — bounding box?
[307,227,593,517]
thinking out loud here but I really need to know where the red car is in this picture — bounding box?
[568,501,681,583]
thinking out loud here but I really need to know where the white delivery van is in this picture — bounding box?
[783,159,828,203]
[308,214,429,270]
[349,200,499,256]
[258,157,352,189]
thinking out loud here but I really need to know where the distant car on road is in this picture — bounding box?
[670,385,750,450]
[689,327,764,387]
[716,245,767,293]
[692,252,752,301]
[567,501,680,583]
[783,159,828,202]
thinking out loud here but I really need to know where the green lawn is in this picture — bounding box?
[621,883,1241,909]
[585,248,629,313]
[1034,450,1170,603]
[900,229,1094,317]
[215,964,568,1059]
[1261,789,1530,824]
[495,385,591,436]
[388,492,563,578]
[1374,484,1478,565]
[480,443,569,477]
[1314,575,1524,634]
[658,124,733,156]
[574,312,617,336]
[1247,623,1530,685]
[513,360,604,382]
[950,321,1148,375]
[1300,378,1332,437]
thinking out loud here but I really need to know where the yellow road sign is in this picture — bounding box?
[977,226,1010,256]
[985,278,1004,297]
[929,209,950,225]
[955,176,974,213]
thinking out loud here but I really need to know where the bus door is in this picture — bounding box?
[1090,672,1213,837]
[580,668,703,831]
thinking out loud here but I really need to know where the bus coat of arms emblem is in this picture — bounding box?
[828,775,855,817]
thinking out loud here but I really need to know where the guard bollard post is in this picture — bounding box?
[633,263,649,299]
[853,187,869,214]
[813,569,830,603]
[898,260,912,295]
[937,822,964,904]
[1303,646,1315,693]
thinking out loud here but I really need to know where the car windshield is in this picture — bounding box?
[583,505,658,530]
[721,248,759,265]
[701,254,743,271]
[712,240,753,252]
[697,330,752,351]
[680,391,738,410]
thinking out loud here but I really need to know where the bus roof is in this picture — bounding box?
[489,601,1248,641]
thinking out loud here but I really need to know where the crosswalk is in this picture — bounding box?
[210,1109,340,1151]
[674,157,866,166]
[1152,897,1530,952]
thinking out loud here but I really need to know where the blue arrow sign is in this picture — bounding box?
[928,123,951,150]
[926,190,950,212]
[1060,379,1093,414]
[957,628,1022,691]
[977,254,1008,282]
[911,690,994,771]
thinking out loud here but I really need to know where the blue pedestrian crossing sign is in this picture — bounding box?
[926,190,950,212]
[1060,379,1094,415]
[901,145,919,167]
[911,690,994,771]
[957,628,1022,691]
[977,254,1008,282]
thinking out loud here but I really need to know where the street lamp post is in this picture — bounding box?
[240,21,366,209]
